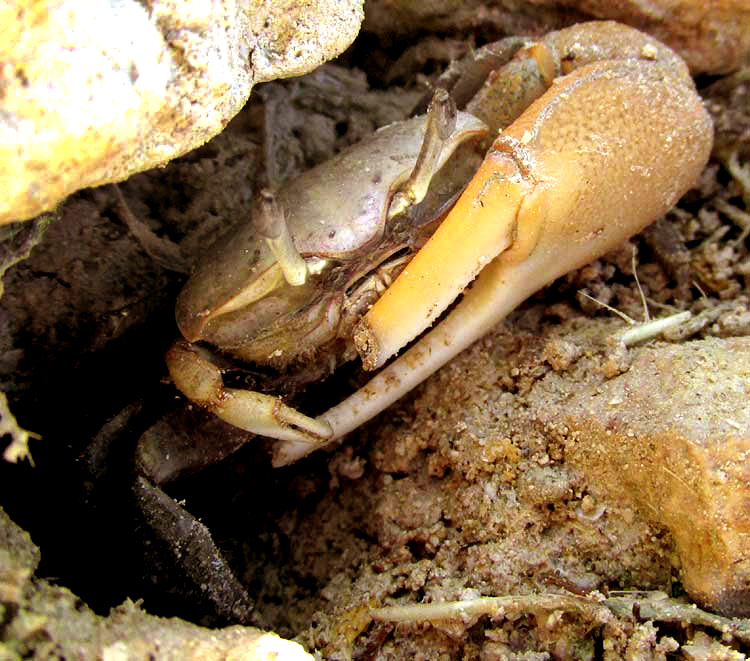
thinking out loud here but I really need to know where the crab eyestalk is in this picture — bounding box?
[252,188,309,287]
[388,89,458,220]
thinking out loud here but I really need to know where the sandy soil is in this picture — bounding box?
[1,20,749,661]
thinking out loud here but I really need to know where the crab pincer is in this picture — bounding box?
[274,21,713,465]
[167,90,489,449]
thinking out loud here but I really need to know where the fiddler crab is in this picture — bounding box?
[166,22,712,468]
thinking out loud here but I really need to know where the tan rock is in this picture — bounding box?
[559,337,750,616]
[1,0,363,224]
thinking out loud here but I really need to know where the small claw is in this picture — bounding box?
[252,188,308,286]
[216,388,333,442]
[166,340,333,445]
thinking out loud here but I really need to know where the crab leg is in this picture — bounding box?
[272,22,713,466]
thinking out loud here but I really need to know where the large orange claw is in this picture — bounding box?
[274,22,713,466]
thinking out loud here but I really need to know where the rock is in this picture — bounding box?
[0,505,313,659]
[0,0,364,224]
[558,337,750,616]
[364,0,750,75]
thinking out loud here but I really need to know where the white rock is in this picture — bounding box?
[0,0,363,224]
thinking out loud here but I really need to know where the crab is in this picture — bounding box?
[166,21,713,468]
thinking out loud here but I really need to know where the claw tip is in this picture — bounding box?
[354,319,380,371]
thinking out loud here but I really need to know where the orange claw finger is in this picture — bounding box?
[354,22,713,372]
[353,150,531,371]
